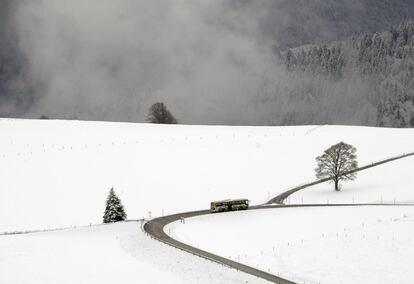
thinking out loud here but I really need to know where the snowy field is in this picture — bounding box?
[167,206,414,284]
[1,118,414,232]
[0,222,269,284]
[1,118,414,284]
[289,155,414,205]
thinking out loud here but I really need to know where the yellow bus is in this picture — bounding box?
[210,198,249,213]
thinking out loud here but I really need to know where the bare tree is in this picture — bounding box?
[146,102,177,124]
[315,142,358,191]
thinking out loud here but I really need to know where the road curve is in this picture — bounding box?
[266,152,414,204]
[144,207,295,284]
[144,203,414,284]
[144,152,414,283]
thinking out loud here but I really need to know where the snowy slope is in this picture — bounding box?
[0,222,269,284]
[167,206,414,284]
[288,155,414,204]
[1,118,414,232]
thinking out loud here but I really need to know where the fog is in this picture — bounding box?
[11,0,281,124]
[2,0,413,125]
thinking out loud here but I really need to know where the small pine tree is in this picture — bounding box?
[103,187,127,223]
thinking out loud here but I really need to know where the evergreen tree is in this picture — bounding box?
[280,20,414,127]
[103,187,127,223]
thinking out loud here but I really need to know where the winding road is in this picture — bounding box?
[144,206,295,284]
[266,152,414,204]
[144,152,414,284]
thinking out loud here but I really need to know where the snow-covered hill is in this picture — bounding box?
[1,119,414,232]
[289,155,414,204]
[2,119,414,284]
[167,205,414,284]
[0,222,268,284]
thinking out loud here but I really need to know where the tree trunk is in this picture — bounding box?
[334,178,340,191]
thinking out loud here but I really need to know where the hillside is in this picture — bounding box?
[1,119,413,232]
[1,119,413,284]
[289,156,414,204]
[0,222,267,284]
[168,206,414,284]
[268,21,414,127]
[260,0,414,49]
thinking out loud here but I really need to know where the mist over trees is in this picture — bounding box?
[0,0,414,127]
[0,0,34,117]
[255,0,414,50]
[278,20,414,127]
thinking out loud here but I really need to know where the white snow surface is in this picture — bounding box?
[1,119,414,284]
[167,206,414,284]
[288,155,414,204]
[0,222,269,284]
[1,118,414,232]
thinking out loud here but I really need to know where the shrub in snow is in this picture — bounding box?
[315,142,358,191]
[103,188,127,223]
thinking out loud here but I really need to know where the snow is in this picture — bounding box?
[288,155,414,204]
[1,118,414,283]
[0,222,269,284]
[167,206,414,284]
[1,118,414,232]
